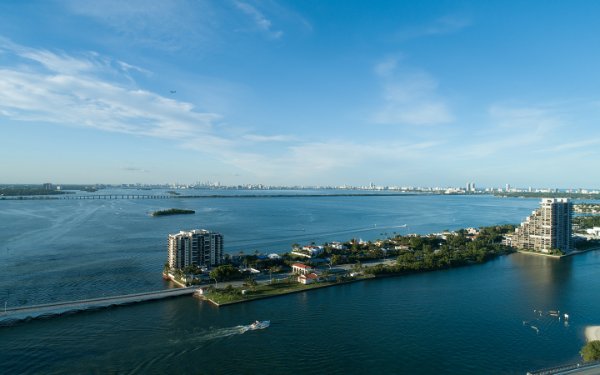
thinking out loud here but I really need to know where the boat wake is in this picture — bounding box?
[170,322,270,347]
[198,325,249,340]
[168,325,248,347]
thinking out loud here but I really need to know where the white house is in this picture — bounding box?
[292,263,314,275]
[298,272,320,285]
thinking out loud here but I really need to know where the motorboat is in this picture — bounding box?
[249,320,270,330]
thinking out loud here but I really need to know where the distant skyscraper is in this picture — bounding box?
[510,198,572,253]
[505,183,511,192]
[168,229,223,269]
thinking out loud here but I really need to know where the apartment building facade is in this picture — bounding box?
[510,198,572,253]
[167,229,223,269]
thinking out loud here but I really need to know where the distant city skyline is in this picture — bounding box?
[6,181,600,193]
[2,1,600,186]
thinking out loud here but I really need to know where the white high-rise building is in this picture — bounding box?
[510,198,572,253]
[168,229,223,269]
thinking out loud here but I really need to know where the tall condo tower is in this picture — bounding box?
[511,198,572,253]
[168,229,223,269]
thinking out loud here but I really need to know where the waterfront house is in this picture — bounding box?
[329,242,346,251]
[298,272,320,284]
[291,245,324,258]
[292,263,314,275]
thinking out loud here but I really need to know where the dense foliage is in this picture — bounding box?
[573,216,600,231]
[209,264,243,281]
[0,186,68,196]
[151,208,195,216]
[363,225,516,276]
[580,341,600,362]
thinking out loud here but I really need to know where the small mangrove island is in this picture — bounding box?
[151,208,195,217]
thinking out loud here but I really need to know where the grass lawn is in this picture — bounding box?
[203,277,368,305]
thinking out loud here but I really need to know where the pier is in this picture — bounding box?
[0,287,196,325]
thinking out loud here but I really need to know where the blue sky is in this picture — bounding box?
[1,1,600,188]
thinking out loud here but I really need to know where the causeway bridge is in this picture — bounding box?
[0,194,176,200]
[60,194,175,200]
[0,287,197,325]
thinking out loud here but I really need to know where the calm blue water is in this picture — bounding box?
[1,192,599,374]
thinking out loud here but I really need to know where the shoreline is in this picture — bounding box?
[200,277,372,307]
[163,272,187,288]
[517,247,600,258]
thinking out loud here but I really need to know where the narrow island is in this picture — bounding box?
[165,198,600,308]
[151,208,195,217]
[164,224,519,306]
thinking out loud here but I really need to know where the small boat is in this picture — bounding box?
[249,320,270,330]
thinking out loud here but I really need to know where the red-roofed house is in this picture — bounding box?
[298,272,320,285]
[292,263,314,275]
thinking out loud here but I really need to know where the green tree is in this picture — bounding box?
[581,341,600,362]
[210,265,242,281]
[330,254,342,266]
[244,277,258,290]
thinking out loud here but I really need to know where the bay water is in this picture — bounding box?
[1,191,599,374]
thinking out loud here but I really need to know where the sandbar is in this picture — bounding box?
[585,326,600,341]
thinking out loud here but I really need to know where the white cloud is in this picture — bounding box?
[374,56,401,78]
[372,57,453,125]
[0,40,220,141]
[242,134,295,142]
[63,0,217,51]
[122,167,149,173]
[456,104,563,159]
[547,138,600,152]
[234,1,283,39]
[396,14,471,41]
[0,39,446,185]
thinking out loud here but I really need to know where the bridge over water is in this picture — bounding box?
[61,194,175,200]
[0,194,175,200]
[0,287,197,325]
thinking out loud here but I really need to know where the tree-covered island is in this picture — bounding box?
[151,208,195,217]
[180,224,518,305]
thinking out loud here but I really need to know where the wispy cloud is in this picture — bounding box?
[372,56,453,125]
[234,1,283,39]
[0,39,220,140]
[63,0,217,51]
[0,38,462,185]
[545,138,600,152]
[396,14,471,41]
[122,167,149,173]
[242,134,295,142]
[456,103,563,159]
[216,139,440,184]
